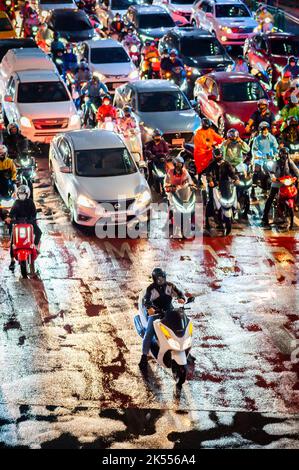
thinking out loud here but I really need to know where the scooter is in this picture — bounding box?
[99,116,117,132]
[11,222,39,278]
[213,180,238,236]
[121,128,143,163]
[15,153,36,200]
[166,183,197,238]
[235,162,253,219]
[134,294,195,387]
[150,154,173,195]
[276,176,298,230]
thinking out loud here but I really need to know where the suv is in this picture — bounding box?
[159,27,233,78]
[191,0,257,46]
[244,32,299,84]
[125,5,175,42]
[2,69,80,143]
[153,0,194,24]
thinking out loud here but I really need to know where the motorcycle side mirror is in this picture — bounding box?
[185,295,195,304]
[4,95,13,102]
[60,166,71,174]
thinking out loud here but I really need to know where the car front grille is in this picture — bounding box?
[97,199,136,212]
[237,27,254,34]
[33,118,69,130]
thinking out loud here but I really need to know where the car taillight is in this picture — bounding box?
[232,27,240,33]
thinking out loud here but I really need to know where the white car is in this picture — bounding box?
[2,69,80,143]
[49,129,151,227]
[78,38,139,93]
[37,0,77,20]
[191,0,257,46]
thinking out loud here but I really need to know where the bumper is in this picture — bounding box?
[74,201,151,227]
[20,123,81,143]
[218,33,252,45]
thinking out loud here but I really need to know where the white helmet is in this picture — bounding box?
[17,184,31,200]
[290,94,298,104]
[0,144,8,157]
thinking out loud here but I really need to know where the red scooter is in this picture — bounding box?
[277,176,298,230]
[12,223,38,278]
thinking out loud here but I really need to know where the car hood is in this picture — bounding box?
[222,99,277,124]
[218,18,257,28]
[184,54,233,68]
[17,101,76,119]
[91,61,136,76]
[138,109,199,133]
[57,28,95,42]
[75,171,147,201]
[139,27,174,40]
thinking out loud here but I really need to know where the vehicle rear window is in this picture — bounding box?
[18,81,70,103]
[180,37,225,56]
[270,39,299,56]
[215,4,250,17]
[138,13,175,29]
[91,47,130,64]
[221,81,266,102]
[75,148,136,177]
[138,91,190,112]
[0,41,37,61]
[54,14,92,31]
[0,18,13,31]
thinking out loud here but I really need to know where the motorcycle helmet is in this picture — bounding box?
[288,56,297,65]
[145,40,151,47]
[173,155,184,172]
[213,147,223,161]
[283,70,292,79]
[257,98,268,109]
[116,108,124,119]
[123,105,132,116]
[290,94,298,104]
[127,26,134,35]
[287,115,298,127]
[227,128,239,140]
[153,128,163,139]
[258,121,270,131]
[102,94,112,105]
[7,123,19,135]
[17,184,30,200]
[0,144,8,159]
[278,146,289,161]
[152,267,166,285]
[202,118,211,129]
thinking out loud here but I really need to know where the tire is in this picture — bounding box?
[172,361,187,388]
[218,116,225,137]
[288,205,294,230]
[223,215,232,236]
[20,260,28,279]
[49,165,57,192]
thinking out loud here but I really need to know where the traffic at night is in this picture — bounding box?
[0,0,298,455]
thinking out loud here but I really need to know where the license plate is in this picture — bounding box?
[112,83,120,89]
[172,138,185,146]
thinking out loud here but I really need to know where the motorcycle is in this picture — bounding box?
[178,144,197,184]
[15,152,36,200]
[166,183,197,238]
[253,151,277,192]
[11,221,39,278]
[134,294,195,387]
[150,154,173,195]
[276,176,298,230]
[141,56,161,79]
[235,162,253,219]
[99,116,118,132]
[212,180,238,236]
[121,128,143,163]
[164,67,188,92]
[127,43,141,65]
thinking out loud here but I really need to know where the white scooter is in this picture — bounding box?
[134,293,195,387]
[213,180,238,236]
[121,128,143,163]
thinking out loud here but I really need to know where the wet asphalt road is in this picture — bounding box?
[0,156,299,449]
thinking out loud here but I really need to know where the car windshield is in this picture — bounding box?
[270,39,299,56]
[54,14,92,31]
[18,81,69,103]
[221,81,266,102]
[0,18,13,31]
[215,4,250,17]
[91,47,130,64]
[111,0,139,8]
[75,148,136,177]
[180,37,225,56]
[139,13,175,29]
[138,91,190,112]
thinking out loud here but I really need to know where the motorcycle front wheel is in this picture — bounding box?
[20,260,29,279]
[172,361,187,388]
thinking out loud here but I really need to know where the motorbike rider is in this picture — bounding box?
[204,148,238,230]
[275,71,292,110]
[160,48,173,78]
[262,146,299,226]
[139,267,185,370]
[280,94,299,129]
[165,156,193,193]
[280,116,299,149]
[283,56,299,80]
[141,41,159,78]
[62,44,78,77]
[96,94,117,125]
[232,55,249,74]
[51,31,65,57]
[122,26,140,50]
[144,129,169,184]
[110,13,125,38]
[81,74,108,107]
[1,123,29,159]
[252,121,279,160]
[0,144,17,198]
[23,8,39,38]
[81,94,97,128]
[118,105,137,132]
[245,98,276,135]
[256,6,274,31]
[221,128,250,168]
[75,61,91,84]
[5,185,42,271]
[193,118,224,180]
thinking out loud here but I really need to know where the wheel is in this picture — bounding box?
[172,361,187,388]
[49,165,57,192]
[218,116,225,137]
[287,205,294,230]
[20,260,28,279]
[223,215,232,236]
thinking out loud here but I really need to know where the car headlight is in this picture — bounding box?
[136,189,151,206]
[221,26,232,34]
[129,70,139,80]
[70,114,80,127]
[77,194,96,208]
[20,117,32,128]
[93,71,106,82]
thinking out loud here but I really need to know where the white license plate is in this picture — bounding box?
[112,83,120,89]
[172,138,185,146]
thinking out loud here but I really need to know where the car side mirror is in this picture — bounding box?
[208,94,217,101]
[60,166,71,173]
[4,95,13,102]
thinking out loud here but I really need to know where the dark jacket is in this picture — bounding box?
[269,157,299,188]
[1,131,29,158]
[205,159,236,185]
[10,199,37,223]
[144,139,169,160]
[144,282,185,311]
[249,109,275,131]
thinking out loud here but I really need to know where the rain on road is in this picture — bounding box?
[0,156,298,449]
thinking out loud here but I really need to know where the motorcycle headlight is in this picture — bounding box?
[20,117,32,128]
[77,194,96,208]
[129,70,139,80]
[20,159,31,167]
[136,189,151,206]
[130,45,138,53]
[70,114,80,127]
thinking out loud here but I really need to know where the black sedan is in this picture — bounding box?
[47,9,95,43]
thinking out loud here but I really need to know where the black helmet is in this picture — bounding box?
[123,105,132,115]
[213,147,223,160]
[152,267,166,285]
[279,146,289,159]
[287,115,298,126]
[153,128,162,138]
[7,122,19,135]
[289,56,297,64]
[202,118,211,129]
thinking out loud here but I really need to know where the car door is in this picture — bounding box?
[53,137,73,203]
[194,76,209,114]
[3,76,17,123]
[204,78,220,125]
